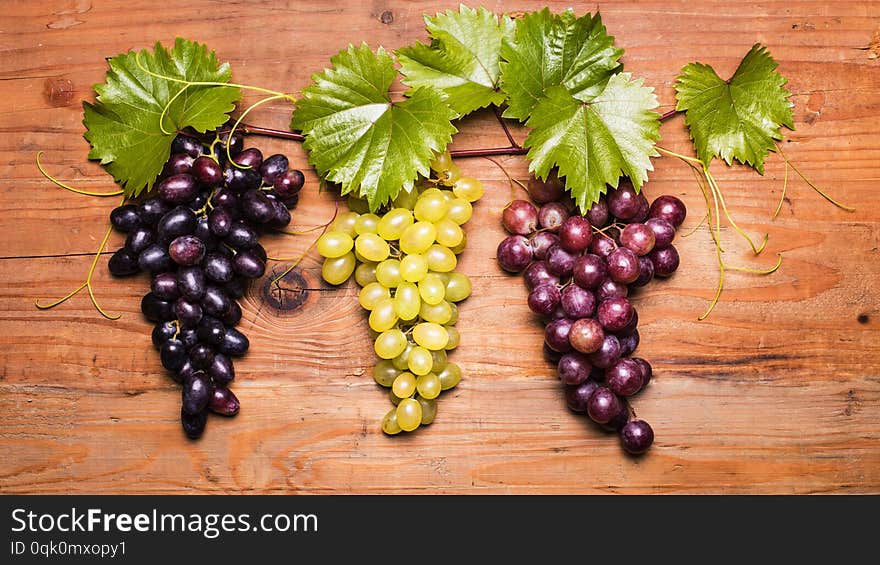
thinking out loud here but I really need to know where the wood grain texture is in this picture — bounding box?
[0,0,878,494]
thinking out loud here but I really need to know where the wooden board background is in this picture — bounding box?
[0,0,878,494]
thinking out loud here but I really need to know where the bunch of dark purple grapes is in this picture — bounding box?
[106,131,304,438]
[496,174,686,455]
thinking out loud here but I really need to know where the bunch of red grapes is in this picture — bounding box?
[496,175,686,455]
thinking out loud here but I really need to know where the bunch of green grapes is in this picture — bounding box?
[317,151,484,434]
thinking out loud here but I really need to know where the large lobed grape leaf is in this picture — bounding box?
[292,44,457,212]
[674,43,794,174]
[524,75,660,210]
[83,38,240,197]
[396,5,515,117]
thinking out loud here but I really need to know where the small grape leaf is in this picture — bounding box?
[500,8,624,121]
[674,43,794,174]
[292,43,457,212]
[83,38,240,197]
[396,5,514,117]
[523,74,660,210]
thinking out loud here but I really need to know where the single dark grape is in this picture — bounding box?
[209,387,240,416]
[225,221,258,250]
[558,352,593,385]
[559,216,593,254]
[234,147,263,169]
[618,330,640,357]
[260,154,289,186]
[212,187,239,209]
[564,380,599,413]
[569,318,604,354]
[496,235,533,273]
[615,308,639,337]
[197,316,226,346]
[537,202,569,232]
[597,296,634,332]
[632,357,652,392]
[156,206,197,242]
[586,197,609,228]
[159,338,187,371]
[530,232,559,261]
[176,359,197,384]
[606,247,640,284]
[204,253,234,283]
[168,235,206,267]
[523,261,559,290]
[108,248,140,276]
[208,207,234,238]
[137,198,171,227]
[147,273,177,302]
[560,285,596,319]
[158,173,198,204]
[607,182,640,221]
[646,218,675,249]
[267,198,292,230]
[251,244,268,264]
[191,155,222,186]
[224,277,247,299]
[273,169,305,199]
[602,401,630,432]
[502,199,538,235]
[281,192,300,210]
[597,278,629,301]
[606,358,643,397]
[649,195,687,227]
[171,134,203,158]
[220,131,244,157]
[224,167,262,193]
[182,372,212,415]
[208,353,235,385]
[141,292,175,323]
[137,244,172,274]
[109,204,141,232]
[189,343,215,369]
[588,334,621,369]
[161,153,194,177]
[181,407,207,439]
[177,266,206,302]
[173,298,202,328]
[218,328,249,357]
[201,285,232,317]
[527,283,561,317]
[221,301,243,326]
[631,194,650,223]
[632,256,655,287]
[587,387,622,424]
[620,420,654,454]
[151,321,177,349]
[588,236,616,260]
[241,189,274,224]
[233,250,266,279]
[545,244,576,278]
[193,215,214,247]
[179,327,198,350]
[572,254,607,290]
[649,245,680,277]
[544,317,573,353]
[620,223,656,256]
[527,172,563,204]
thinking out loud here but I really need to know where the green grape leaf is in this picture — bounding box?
[500,8,624,121]
[292,43,457,212]
[523,74,660,210]
[397,5,514,117]
[83,38,240,197]
[674,43,794,174]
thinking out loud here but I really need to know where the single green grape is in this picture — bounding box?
[373,359,400,387]
[358,281,390,311]
[412,322,449,351]
[354,261,378,287]
[347,196,370,214]
[438,362,462,390]
[399,254,429,283]
[381,407,402,435]
[444,272,471,302]
[328,211,359,237]
[377,208,414,241]
[399,221,437,255]
[417,396,438,425]
[414,193,449,223]
[444,326,460,350]
[392,342,414,371]
[434,218,464,248]
[354,213,380,235]
[375,259,403,288]
[407,346,434,376]
[393,188,419,210]
[453,176,484,202]
[368,298,399,332]
[429,150,453,173]
[445,197,473,225]
[418,273,446,305]
[374,328,407,359]
[416,373,442,400]
[389,389,403,405]
[393,282,421,321]
[316,231,354,258]
[392,371,417,398]
[425,244,457,272]
[355,233,390,262]
[396,398,422,432]
[321,253,356,285]
[447,302,459,324]
[430,349,448,372]
[450,231,468,255]
[419,300,453,325]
